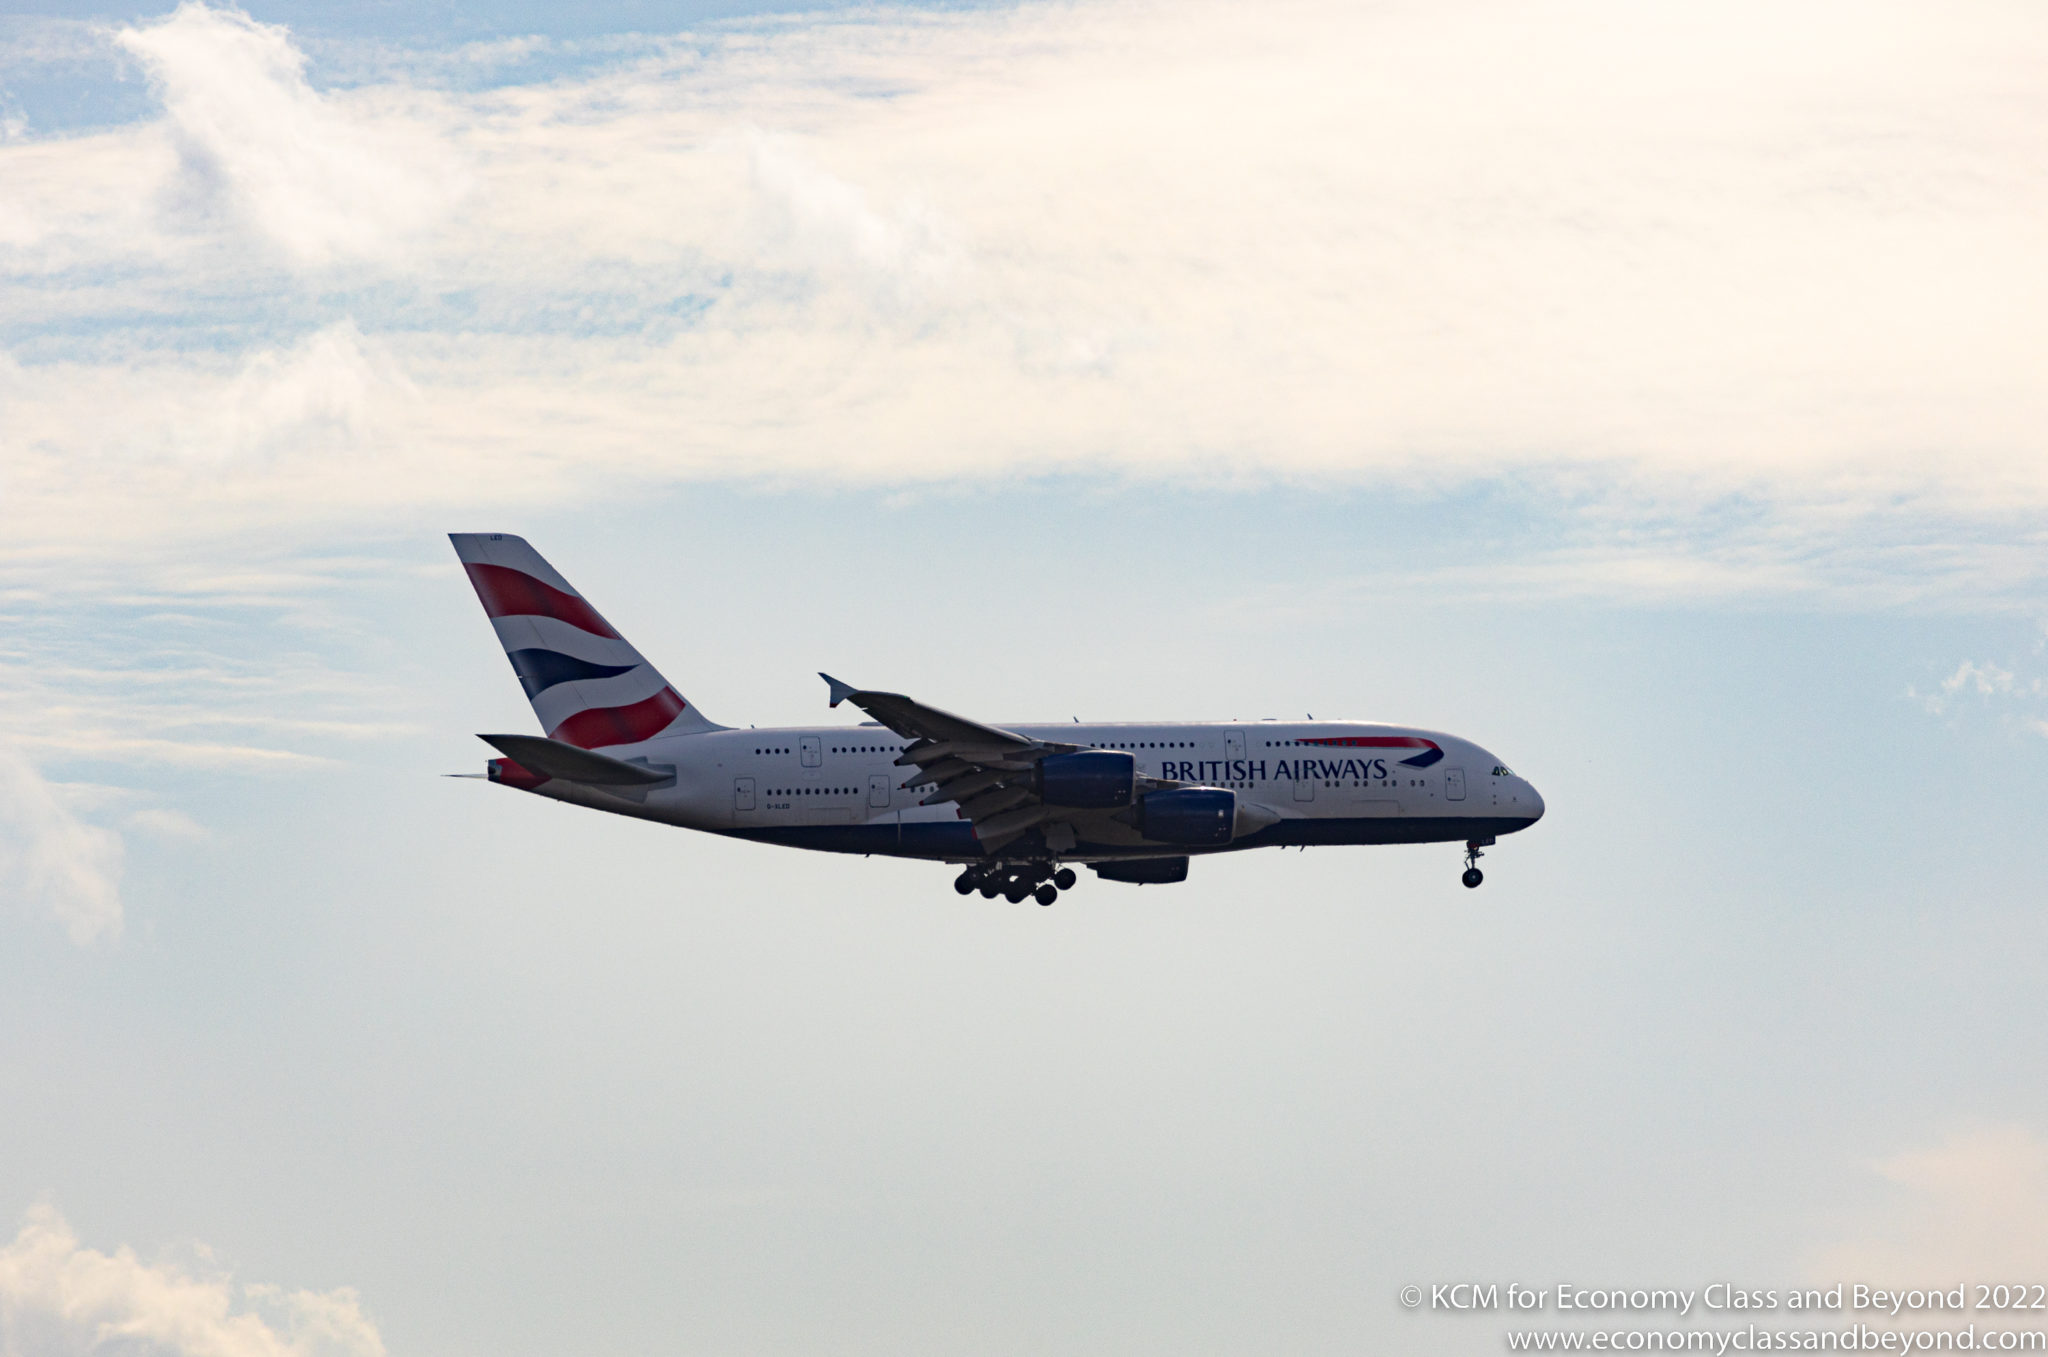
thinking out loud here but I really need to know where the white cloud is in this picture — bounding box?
[212,320,415,462]
[0,0,2044,590]
[1941,660,2018,698]
[0,592,418,772]
[124,807,210,842]
[1908,657,2048,718]
[1809,1123,2048,1285]
[1225,519,2048,622]
[6,318,415,475]
[0,1205,386,1357]
[744,129,964,317]
[0,744,123,945]
[114,2,461,266]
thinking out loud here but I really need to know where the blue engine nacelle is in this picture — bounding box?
[1131,787,1236,846]
[1035,750,1137,808]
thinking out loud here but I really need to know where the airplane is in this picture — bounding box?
[450,533,1545,905]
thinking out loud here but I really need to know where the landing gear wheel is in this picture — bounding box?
[1461,838,1489,889]
[979,882,1001,900]
[1004,881,1032,904]
[1034,884,1058,906]
[1052,868,1076,891]
[954,871,976,895]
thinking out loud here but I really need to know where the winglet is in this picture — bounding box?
[820,672,859,708]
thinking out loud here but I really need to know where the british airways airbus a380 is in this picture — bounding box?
[451,533,1545,904]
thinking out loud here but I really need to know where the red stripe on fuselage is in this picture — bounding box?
[548,686,686,749]
[464,562,620,639]
[1299,736,1439,749]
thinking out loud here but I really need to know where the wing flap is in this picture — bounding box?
[959,784,1034,819]
[973,804,1053,840]
[920,768,1007,804]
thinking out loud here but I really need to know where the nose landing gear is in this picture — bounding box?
[1461,837,1491,889]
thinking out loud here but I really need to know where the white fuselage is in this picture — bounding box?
[502,718,1545,862]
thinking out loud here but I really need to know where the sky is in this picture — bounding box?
[2,2,2046,1354]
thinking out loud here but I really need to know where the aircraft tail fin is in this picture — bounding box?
[449,533,719,747]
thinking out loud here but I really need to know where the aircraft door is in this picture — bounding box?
[800,736,822,767]
[1225,730,1246,762]
[867,774,891,809]
[1293,769,1315,802]
[1445,768,1466,801]
[734,777,755,811]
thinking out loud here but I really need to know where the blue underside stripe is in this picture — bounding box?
[506,647,638,698]
[717,814,1537,859]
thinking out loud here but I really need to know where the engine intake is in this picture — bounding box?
[1128,787,1236,846]
[1035,750,1137,808]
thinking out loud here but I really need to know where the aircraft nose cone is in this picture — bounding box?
[1525,782,1546,823]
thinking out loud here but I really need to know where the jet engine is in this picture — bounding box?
[1034,750,1137,808]
[1125,787,1236,846]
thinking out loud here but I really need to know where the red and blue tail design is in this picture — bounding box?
[450,533,716,748]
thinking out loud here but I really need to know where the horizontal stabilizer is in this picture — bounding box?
[476,733,673,786]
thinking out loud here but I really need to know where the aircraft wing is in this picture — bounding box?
[820,673,1090,851]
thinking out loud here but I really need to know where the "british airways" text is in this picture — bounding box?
[1158,758,1391,783]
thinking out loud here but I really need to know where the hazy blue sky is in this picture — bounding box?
[3,3,2046,1354]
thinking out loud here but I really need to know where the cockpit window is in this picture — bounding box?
[1491,765,1514,777]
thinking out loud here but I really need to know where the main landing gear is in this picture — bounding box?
[954,863,1077,906]
[1461,837,1491,889]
